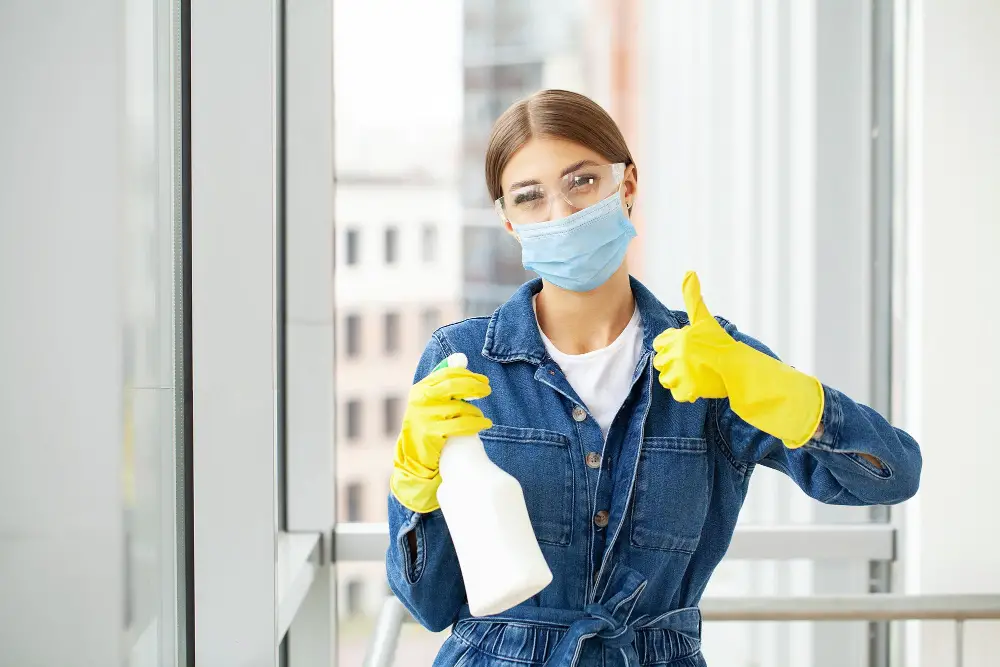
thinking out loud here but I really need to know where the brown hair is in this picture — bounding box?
[484,89,636,202]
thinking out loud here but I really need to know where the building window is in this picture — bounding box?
[346,482,364,522]
[344,313,361,358]
[345,579,364,617]
[462,226,529,287]
[420,308,441,342]
[384,312,400,354]
[384,396,403,437]
[345,228,360,266]
[421,224,437,263]
[384,227,398,264]
[344,399,362,441]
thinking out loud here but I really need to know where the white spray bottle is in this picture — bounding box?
[433,353,553,617]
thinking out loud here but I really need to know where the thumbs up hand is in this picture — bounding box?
[652,271,731,402]
[653,271,825,448]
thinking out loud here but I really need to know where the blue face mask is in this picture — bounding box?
[511,191,637,292]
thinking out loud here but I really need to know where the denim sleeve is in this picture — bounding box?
[712,322,922,505]
[386,496,466,632]
[384,333,467,632]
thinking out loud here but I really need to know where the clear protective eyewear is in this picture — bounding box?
[495,162,627,225]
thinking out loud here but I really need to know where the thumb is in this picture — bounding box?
[682,271,713,324]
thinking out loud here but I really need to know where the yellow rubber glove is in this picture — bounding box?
[652,271,824,448]
[390,362,493,513]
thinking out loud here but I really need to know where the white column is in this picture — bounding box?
[285,0,337,663]
[0,1,127,665]
[191,2,279,664]
[285,0,336,537]
[901,1,1000,665]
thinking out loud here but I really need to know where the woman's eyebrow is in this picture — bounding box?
[560,159,597,176]
[508,160,599,190]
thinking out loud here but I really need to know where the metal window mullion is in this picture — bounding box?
[869,1,897,666]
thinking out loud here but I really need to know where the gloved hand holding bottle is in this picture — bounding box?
[653,271,825,448]
[390,363,494,513]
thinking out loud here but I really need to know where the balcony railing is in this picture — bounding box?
[362,593,1000,667]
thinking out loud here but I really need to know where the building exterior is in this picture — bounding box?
[333,4,621,660]
[459,0,611,317]
[333,171,465,598]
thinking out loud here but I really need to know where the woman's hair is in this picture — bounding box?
[484,89,636,202]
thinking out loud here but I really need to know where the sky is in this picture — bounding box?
[333,0,463,175]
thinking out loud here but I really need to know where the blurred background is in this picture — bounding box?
[2,0,999,666]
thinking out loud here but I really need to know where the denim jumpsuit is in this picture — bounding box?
[386,277,922,667]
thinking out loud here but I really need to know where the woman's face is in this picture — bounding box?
[499,136,638,232]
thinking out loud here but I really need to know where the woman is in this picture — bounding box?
[386,89,921,667]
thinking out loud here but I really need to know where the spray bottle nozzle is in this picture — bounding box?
[433,352,469,373]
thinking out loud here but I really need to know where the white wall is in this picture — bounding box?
[902,1,1000,665]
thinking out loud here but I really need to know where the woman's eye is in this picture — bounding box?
[513,190,544,207]
[570,174,599,190]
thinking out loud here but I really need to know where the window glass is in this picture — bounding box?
[421,225,438,263]
[383,397,403,437]
[332,2,888,665]
[384,227,399,264]
[344,399,362,441]
[346,483,364,522]
[123,0,184,662]
[344,314,361,358]
[384,312,400,355]
[420,308,441,342]
[345,228,360,266]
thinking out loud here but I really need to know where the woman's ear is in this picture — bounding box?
[623,163,639,214]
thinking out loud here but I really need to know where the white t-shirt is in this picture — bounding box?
[535,298,645,440]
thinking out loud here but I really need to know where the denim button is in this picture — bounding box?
[572,406,587,422]
[586,452,602,469]
[593,510,609,528]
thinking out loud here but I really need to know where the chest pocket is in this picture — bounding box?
[630,437,710,553]
[480,424,574,547]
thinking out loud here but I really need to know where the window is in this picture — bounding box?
[462,226,529,287]
[344,228,360,266]
[344,313,361,358]
[346,482,364,522]
[421,224,438,262]
[345,399,362,441]
[384,312,400,354]
[420,308,441,342]
[345,579,364,617]
[383,396,403,437]
[384,227,399,264]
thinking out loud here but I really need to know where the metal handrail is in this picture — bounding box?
[363,594,1000,667]
[698,593,1000,621]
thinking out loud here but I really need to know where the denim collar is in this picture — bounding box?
[482,276,682,365]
